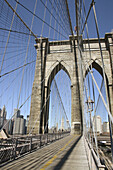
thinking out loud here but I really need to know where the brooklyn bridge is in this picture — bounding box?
[0,0,113,169]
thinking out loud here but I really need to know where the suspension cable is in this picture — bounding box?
[92,1,113,161]
[17,0,38,109]
[81,0,94,34]
[65,0,73,36]
[4,0,36,38]
[0,0,19,74]
[14,0,68,39]
[82,0,100,160]
[54,79,71,127]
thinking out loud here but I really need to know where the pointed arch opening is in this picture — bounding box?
[44,63,71,133]
[84,61,110,134]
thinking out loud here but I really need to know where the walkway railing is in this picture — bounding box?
[0,131,70,164]
[84,136,105,170]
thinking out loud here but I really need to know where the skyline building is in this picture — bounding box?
[0,105,7,129]
[93,115,102,134]
[102,122,109,133]
[13,109,26,135]
[61,117,64,130]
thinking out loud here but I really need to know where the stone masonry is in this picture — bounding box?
[27,33,113,135]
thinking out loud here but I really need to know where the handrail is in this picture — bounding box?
[84,136,105,169]
[0,131,70,164]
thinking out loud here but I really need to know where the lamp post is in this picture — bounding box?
[86,96,94,137]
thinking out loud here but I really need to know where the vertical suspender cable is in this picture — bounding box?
[83,0,100,160]
[53,0,58,39]
[41,0,47,37]
[65,0,73,36]
[0,0,19,74]
[48,0,54,38]
[17,0,37,109]
[92,1,113,161]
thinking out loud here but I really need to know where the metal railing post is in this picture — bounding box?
[40,135,42,147]
[47,134,48,144]
[14,139,17,159]
[29,137,32,152]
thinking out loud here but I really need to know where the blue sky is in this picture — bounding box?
[69,0,113,38]
[49,70,71,129]
[85,68,108,123]
[5,0,113,38]
[0,0,113,129]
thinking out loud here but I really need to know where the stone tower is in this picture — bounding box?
[27,33,113,135]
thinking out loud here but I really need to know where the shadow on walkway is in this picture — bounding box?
[53,135,81,170]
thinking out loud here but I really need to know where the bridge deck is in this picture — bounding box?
[0,135,89,170]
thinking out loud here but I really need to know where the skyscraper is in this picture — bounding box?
[61,117,64,130]
[93,115,102,134]
[0,105,7,129]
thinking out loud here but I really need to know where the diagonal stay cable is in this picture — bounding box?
[14,0,68,39]
[82,0,100,160]
[4,0,36,38]
[40,0,69,35]
[1,59,62,131]
[0,27,35,36]
[48,0,70,36]
[53,79,71,128]
[95,79,104,111]
[84,61,113,123]
[0,59,36,78]
[92,1,113,160]
[0,0,19,74]
[81,0,94,34]
[65,0,73,36]
[17,0,38,109]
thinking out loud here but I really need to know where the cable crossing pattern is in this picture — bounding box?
[0,0,113,169]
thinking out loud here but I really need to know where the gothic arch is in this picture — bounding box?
[45,60,73,88]
[84,61,112,116]
[47,62,71,88]
[84,61,109,84]
[44,62,71,133]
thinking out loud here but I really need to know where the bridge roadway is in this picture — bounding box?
[0,135,89,170]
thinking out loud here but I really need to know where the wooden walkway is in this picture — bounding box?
[0,135,89,170]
